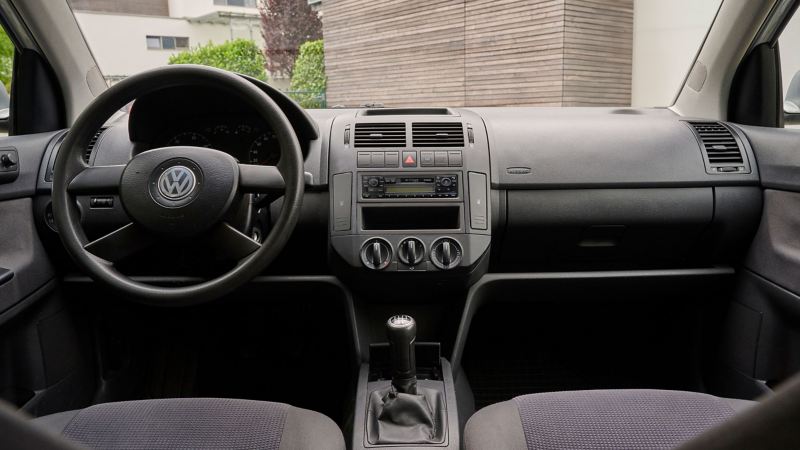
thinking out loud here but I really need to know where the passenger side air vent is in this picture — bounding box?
[687,121,748,174]
[353,123,406,148]
[85,127,108,163]
[412,122,465,147]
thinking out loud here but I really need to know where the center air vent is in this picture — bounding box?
[687,121,748,174]
[412,122,465,147]
[85,127,108,163]
[353,123,406,148]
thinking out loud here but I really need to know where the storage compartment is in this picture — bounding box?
[362,205,461,230]
[500,188,714,270]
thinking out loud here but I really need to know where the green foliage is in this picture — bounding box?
[0,27,14,92]
[168,39,267,81]
[289,40,326,108]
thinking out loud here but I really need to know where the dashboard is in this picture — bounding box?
[29,79,766,277]
[151,115,280,165]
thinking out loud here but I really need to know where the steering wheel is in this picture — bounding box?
[51,65,305,306]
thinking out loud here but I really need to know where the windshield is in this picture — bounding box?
[67,0,721,108]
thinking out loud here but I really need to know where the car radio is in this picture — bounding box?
[361,174,458,199]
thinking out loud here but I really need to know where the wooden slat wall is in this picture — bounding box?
[68,0,169,16]
[323,0,632,107]
[562,0,633,106]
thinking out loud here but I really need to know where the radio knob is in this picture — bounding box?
[440,177,452,187]
[430,238,462,270]
[368,177,380,187]
[398,238,425,266]
[361,238,392,270]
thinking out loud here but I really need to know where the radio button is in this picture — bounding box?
[371,152,385,167]
[448,151,463,166]
[420,151,435,166]
[357,152,371,168]
[434,151,448,166]
[385,152,399,167]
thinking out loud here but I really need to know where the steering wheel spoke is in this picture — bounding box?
[238,164,285,194]
[207,222,262,261]
[84,223,156,263]
[68,165,125,194]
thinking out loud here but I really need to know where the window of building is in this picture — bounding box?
[214,0,257,7]
[146,36,190,51]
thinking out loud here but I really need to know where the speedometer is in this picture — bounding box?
[249,132,280,165]
[166,132,211,148]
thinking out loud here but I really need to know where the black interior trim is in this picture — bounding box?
[10,49,64,135]
[728,43,783,127]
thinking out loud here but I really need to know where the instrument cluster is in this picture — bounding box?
[155,116,280,165]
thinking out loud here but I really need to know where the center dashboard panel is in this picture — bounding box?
[328,109,491,273]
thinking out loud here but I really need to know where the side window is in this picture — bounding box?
[0,26,12,136]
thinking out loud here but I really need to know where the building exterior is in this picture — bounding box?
[70,0,264,84]
[322,0,719,107]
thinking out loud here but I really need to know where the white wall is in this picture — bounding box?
[74,11,252,78]
[780,15,800,101]
[168,0,258,19]
[631,0,722,107]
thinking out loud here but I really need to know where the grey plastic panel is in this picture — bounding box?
[0,131,59,201]
[736,124,800,192]
[745,190,800,296]
[0,198,55,316]
[332,172,352,231]
[467,107,760,189]
[507,188,713,226]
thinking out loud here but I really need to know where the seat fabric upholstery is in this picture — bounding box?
[464,389,754,450]
[32,398,344,450]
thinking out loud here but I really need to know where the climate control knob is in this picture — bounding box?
[430,238,462,270]
[360,238,393,270]
[398,238,425,266]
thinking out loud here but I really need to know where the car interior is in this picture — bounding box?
[2,0,800,448]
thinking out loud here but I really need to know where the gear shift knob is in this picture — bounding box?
[386,314,417,394]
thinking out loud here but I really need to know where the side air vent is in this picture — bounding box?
[353,123,406,148]
[687,121,748,174]
[412,122,465,147]
[85,127,108,163]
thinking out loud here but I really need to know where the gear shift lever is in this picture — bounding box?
[386,314,417,394]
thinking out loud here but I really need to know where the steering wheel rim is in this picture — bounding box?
[52,65,305,306]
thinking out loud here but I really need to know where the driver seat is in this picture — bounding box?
[27,398,345,450]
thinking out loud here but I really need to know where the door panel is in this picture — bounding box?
[0,131,59,319]
[726,125,800,394]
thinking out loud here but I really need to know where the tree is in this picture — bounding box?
[290,40,326,108]
[0,27,13,92]
[260,0,322,78]
[168,39,267,80]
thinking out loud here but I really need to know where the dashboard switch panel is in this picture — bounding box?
[332,172,352,231]
[468,172,488,230]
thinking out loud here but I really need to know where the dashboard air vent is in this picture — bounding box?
[353,123,406,148]
[687,121,747,173]
[412,122,464,147]
[85,127,107,163]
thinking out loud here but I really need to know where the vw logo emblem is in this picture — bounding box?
[157,166,196,200]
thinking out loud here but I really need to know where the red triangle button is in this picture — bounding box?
[402,152,417,167]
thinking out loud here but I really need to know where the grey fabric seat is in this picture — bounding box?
[32,398,344,450]
[464,389,755,450]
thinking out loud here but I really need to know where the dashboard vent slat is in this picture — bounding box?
[85,127,108,163]
[687,121,746,173]
[353,123,406,148]
[412,122,465,147]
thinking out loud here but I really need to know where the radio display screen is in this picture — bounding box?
[385,184,435,194]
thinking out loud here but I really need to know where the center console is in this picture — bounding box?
[328,109,491,274]
[352,315,460,449]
